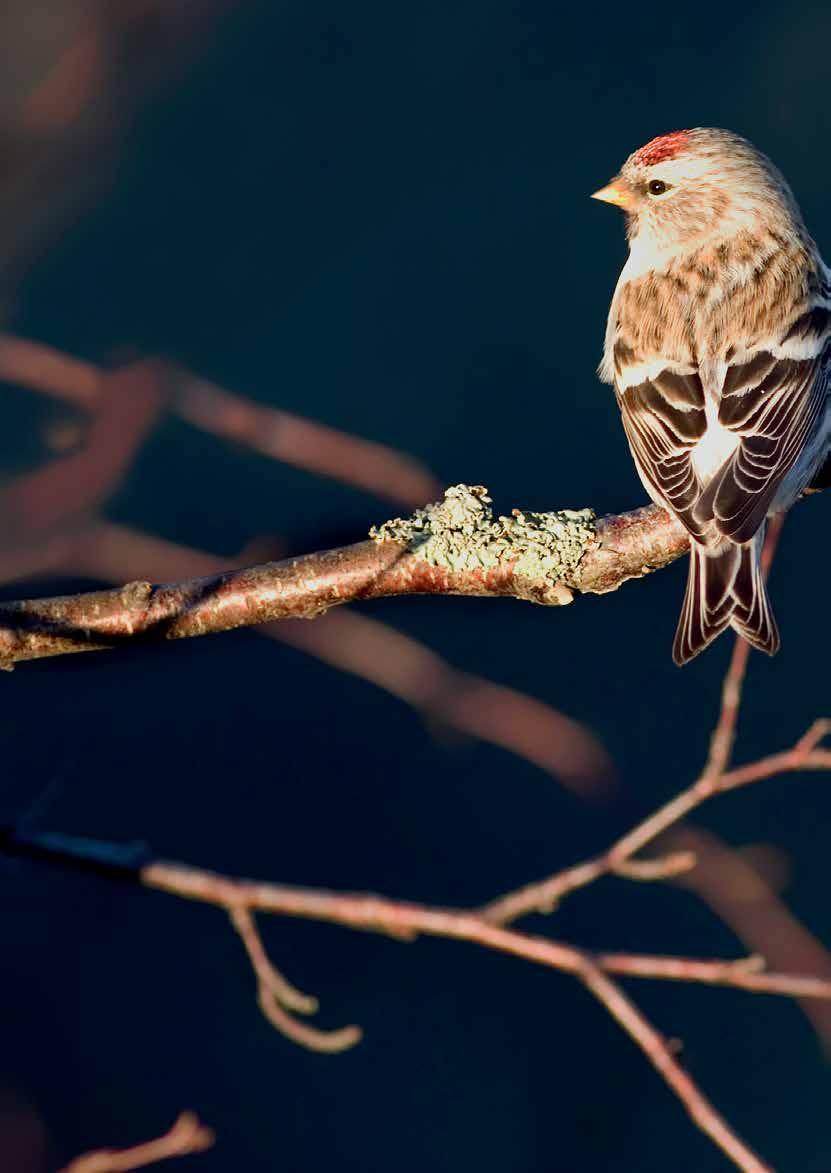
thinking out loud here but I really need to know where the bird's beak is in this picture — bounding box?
[590,178,632,209]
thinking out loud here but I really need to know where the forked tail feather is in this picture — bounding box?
[672,533,779,666]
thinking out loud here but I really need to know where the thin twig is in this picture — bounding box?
[706,633,752,780]
[228,905,362,1053]
[577,965,770,1173]
[479,723,831,926]
[60,1112,213,1173]
[597,951,831,998]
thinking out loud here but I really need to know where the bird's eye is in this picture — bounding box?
[647,179,670,196]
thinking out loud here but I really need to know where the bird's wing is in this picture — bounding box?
[615,364,709,540]
[695,311,831,543]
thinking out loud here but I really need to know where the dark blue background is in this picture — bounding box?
[1,2,829,1170]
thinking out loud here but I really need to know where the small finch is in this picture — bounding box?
[594,128,831,664]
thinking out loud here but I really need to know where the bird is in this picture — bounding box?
[593,128,831,664]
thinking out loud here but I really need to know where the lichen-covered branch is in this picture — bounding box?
[0,485,690,667]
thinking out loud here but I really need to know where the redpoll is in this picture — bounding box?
[594,128,831,664]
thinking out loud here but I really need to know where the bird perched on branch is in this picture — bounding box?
[594,128,830,663]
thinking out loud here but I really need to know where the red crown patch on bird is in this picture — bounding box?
[632,130,690,167]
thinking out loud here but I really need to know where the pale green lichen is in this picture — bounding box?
[370,484,595,587]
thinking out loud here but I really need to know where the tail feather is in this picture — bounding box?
[672,535,779,666]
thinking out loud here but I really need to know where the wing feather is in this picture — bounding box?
[617,369,708,539]
[703,343,830,542]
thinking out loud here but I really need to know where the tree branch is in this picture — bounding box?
[2,821,822,1173]
[0,485,690,667]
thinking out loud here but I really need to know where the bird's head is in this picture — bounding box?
[592,128,801,260]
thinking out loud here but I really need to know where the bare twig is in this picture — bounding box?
[60,1112,213,1173]
[597,950,831,998]
[228,905,362,1053]
[480,719,831,926]
[706,632,753,781]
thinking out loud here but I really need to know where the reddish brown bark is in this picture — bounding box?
[0,501,689,668]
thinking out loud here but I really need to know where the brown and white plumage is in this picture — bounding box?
[594,128,831,664]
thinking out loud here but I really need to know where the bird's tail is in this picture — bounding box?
[672,534,780,666]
